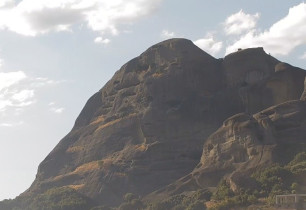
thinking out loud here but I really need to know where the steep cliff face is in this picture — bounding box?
[27,38,226,205]
[194,100,306,189]
[12,38,306,207]
[147,102,306,204]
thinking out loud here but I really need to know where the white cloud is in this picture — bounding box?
[48,102,55,106]
[94,36,110,44]
[0,122,14,127]
[48,102,64,114]
[226,3,306,55]
[0,71,26,92]
[194,34,223,56]
[0,0,163,37]
[161,30,175,39]
[0,76,36,111]
[11,89,34,102]
[0,121,23,127]
[50,107,64,114]
[0,70,35,112]
[30,77,64,88]
[0,58,61,114]
[224,10,259,35]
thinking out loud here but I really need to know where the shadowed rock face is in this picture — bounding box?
[196,100,306,187]
[148,100,306,201]
[301,77,306,101]
[19,39,306,206]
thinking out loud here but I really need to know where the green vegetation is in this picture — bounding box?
[212,179,233,200]
[1,152,306,210]
[118,193,144,210]
[210,179,257,210]
[0,187,95,210]
[209,152,306,209]
[146,189,211,210]
[28,187,94,210]
[286,152,306,175]
[252,164,292,198]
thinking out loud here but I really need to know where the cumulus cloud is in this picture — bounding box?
[50,107,64,114]
[193,34,223,56]
[0,58,61,115]
[0,121,23,127]
[226,3,306,55]
[0,67,61,126]
[0,71,26,92]
[48,102,64,114]
[0,0,163,36]
[0,73,35,111]
[224,10,259,35]
[30,77,64,88]
[11,89,34,102]
[94,36,110,44]
[161,30,175,39]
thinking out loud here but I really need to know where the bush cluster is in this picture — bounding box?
[210,152,306,209]
[146,189,211,210]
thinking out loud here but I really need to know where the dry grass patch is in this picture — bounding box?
[73,158,115,174]
[96,118,121,132]
[98,158,114,170]
[135,144,147,152]
[67,184,85,190]
[90,116,105,125]
[95,113,137,132]
[66,146,84,153]
[152,72,163,78]
[51,158,117,183]
[73,161,100,173]
[205,201,217,209]
[53,174,65,181]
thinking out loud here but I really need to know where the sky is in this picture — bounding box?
[0,0,305,201]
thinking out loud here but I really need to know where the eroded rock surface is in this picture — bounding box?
[150,100,306,200]
[17,39,306,207]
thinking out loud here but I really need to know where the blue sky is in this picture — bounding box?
[0,0,305,200]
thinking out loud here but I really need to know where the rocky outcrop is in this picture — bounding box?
[26,38,226,206]
[15,38,306,207]
[150,99,306,200]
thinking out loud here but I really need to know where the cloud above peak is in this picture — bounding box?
[194,34,223,56]
[226,3,306,55]
[224,10,259,35]
[161,30,175,39]
[0,0,163,36]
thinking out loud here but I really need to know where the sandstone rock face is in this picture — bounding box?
[21,39,306,206]
[198,99,306,175]
[151,100,306,199]
[27,39,225,205]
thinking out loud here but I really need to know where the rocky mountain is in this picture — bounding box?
[1,38,306,210]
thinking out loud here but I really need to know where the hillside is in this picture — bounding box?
[1,38,306,210]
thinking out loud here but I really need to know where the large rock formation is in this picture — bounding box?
[155,100,306,197]
[4,38,306,208]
